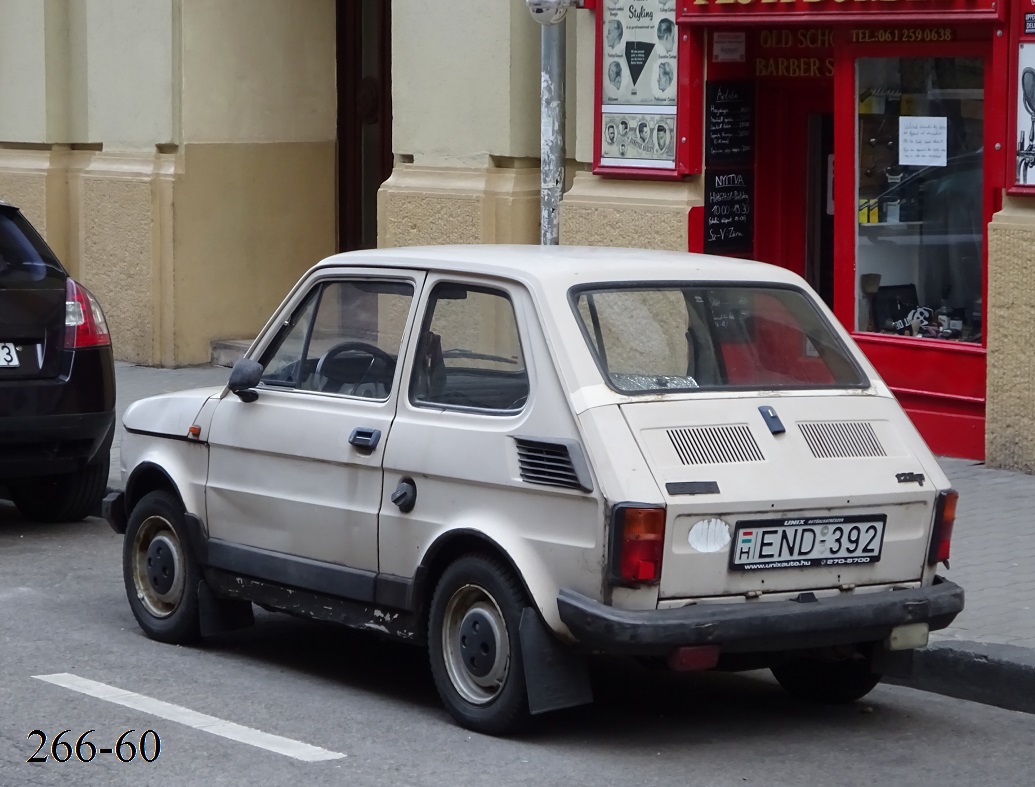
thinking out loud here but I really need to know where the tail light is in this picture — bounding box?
[609,504,666,585]
[65,279,111,349]
[927,489,957,567]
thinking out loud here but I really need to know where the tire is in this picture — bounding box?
[428,554,531,735]
[122,490,201,645]
[771,652,882,704]
[10,457,110,523]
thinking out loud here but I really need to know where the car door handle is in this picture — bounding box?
[348,427,382,452]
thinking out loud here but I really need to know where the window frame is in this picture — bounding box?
[407,280,531,417]
[254,273,420,402]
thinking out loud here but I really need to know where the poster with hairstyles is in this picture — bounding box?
[600,0,678,169]
[601,0,677,107]
[1017,43,1035,186]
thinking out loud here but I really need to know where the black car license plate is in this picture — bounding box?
[0,342,19,367]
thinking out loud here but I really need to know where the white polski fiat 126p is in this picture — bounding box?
[104,245,963,735]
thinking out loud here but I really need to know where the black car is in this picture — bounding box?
[0,200,115,522]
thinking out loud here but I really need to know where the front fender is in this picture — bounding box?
[122,433,210,529]
[123,387,223,438]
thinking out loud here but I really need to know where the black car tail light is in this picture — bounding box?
[65,279,111,349]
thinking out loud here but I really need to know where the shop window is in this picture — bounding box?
[855,57,984,343]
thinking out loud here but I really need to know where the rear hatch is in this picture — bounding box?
[0,207,67,380]
[620,393,937,599]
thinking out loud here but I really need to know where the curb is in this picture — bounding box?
[887,640,1035,715]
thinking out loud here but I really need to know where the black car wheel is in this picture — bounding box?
[771,651,882,704]
[123,490,201,645]
[428,554,530,735]
[9,457,109,523]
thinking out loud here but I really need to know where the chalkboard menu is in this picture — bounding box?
[705,81,754,165]
[703,168,753,255]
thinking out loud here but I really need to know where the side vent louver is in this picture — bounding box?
[799,421,886,459]
[667,425,764,466]
[514,437,593,492]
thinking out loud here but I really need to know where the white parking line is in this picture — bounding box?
[33,673,346,762]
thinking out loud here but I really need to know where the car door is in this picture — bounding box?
[205,269,425,592]
[378,276,603,600]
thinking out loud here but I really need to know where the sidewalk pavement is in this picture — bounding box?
[108,361,1035,714]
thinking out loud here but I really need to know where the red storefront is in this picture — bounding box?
[591,0,1035,460]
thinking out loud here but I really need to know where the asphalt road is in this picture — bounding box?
[2,507,1033,787]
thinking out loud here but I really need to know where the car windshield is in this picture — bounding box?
[571,283,868,394]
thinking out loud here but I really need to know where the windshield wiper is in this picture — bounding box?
[442,348,518,365]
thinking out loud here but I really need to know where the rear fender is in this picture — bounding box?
[417,523,573,638]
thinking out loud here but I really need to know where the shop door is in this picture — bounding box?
[833,46,993,459]
[337,0,392,251]
[754,85,835,308]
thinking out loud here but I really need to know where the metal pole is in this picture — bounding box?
[540,19,565,245]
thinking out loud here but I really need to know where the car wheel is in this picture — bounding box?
[9,457,109,523]
[123,490,201,645]
[771,651,882,704]
[428,554,530,735]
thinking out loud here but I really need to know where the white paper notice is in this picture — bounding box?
[899,116,947,167]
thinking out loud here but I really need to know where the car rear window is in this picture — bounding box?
[571,283,868,394]
[0,209,66,287]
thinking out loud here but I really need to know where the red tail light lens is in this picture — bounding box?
[610,505,666,585]
[927,489,957,567]
[65,279,111,349]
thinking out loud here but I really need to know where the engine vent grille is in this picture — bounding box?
[799,421,886,459]
[667,425,764,466]
[515,438,592,492]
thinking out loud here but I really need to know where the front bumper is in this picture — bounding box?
[103,490,127,535]
[557,577,964,656]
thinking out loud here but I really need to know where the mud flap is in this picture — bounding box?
[519,608,593,715]
[198,581,255,637]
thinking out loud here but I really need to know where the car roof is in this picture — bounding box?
[312,245,806,289]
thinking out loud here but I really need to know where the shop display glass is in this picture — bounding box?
[855,57,984,343]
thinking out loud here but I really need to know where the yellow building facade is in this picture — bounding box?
[1,0,1032,471]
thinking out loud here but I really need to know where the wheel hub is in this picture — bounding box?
[146,536,177,595]
[131,516,185,618]
[441,584,511,705]
[458,609,498,678]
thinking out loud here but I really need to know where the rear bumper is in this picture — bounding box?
[557,577,964,656]
[0,411,115,477]
[0,346,115,478]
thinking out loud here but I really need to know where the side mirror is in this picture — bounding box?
[228,358,263,403]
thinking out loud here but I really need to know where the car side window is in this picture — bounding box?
[410,283,529,412]
[259,279,414,399]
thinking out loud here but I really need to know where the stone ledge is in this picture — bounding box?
[887,640,1035,715]
[210,339,251,368]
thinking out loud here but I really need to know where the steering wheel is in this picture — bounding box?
[315,341,396,394]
